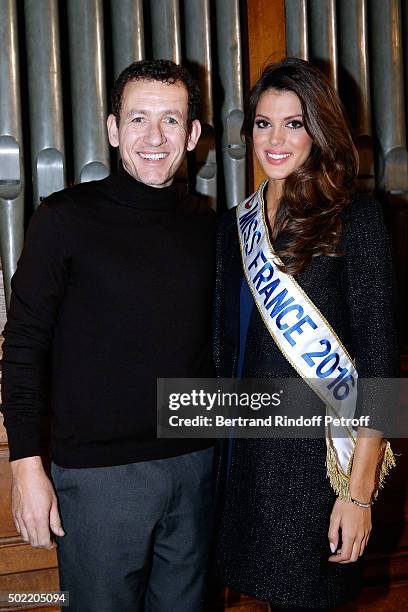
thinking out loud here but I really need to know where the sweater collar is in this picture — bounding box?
[105,162,179,210]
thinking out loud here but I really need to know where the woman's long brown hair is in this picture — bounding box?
[243,57,359,275]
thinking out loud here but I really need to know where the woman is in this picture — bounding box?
[214,58,397,610]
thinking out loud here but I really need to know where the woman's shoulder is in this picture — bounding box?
[216,205,239,237]
[343,192,387,237]
[218,204,238,224]
[344,192,384,221]
[217,188,260,233]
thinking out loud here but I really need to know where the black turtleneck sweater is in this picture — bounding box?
[1,166,215,468]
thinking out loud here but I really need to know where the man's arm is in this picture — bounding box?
[1,196,70,547]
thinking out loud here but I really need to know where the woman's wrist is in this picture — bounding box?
[349,479,376,504]
[350,497,374,508]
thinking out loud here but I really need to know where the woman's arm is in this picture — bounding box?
[328,195,398,563]
[328,430,384,563]
[350,428,385,501]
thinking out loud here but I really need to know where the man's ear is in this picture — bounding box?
[186,119,201,152]
[107,114,119,148]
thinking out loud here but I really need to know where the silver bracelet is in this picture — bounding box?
[351,497,374,508]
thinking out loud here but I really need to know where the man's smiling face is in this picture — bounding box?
[107,79,201,188]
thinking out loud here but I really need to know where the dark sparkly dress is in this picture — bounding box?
[213,193,398,609]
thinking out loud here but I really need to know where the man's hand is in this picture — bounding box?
[11,456,65,549]
[328,497,371,563]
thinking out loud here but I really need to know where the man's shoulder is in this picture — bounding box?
[28,179,111,240]
[176,190,217,238]
[178,188,216,218]
[43,178,108,209]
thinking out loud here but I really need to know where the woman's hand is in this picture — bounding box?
[328,497,371,563]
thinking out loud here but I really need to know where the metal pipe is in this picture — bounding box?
[24,0,65,207]
[111,0,144,78]
[0,0,25,308]
[309,0,338,90]
[284,0,308,59]
[150,0,181,64]
[215,0,246,209]
[338,0,373,192]
[370,0,408,193]
[67,0,110,183]
[184,0,216,207]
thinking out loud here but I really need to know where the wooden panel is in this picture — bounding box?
[0,568,60,611]
[364,551,408,582]
[246,0,286,85]
[369,519,408,551]
[245,0,286,191]
[0,541,57,576]
[0,459,18,538]
[0,568,59,592]
[224,589,270,611]
[0,415,8,447]
[336,581,408,612]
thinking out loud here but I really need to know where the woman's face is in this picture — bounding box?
[253,89,313,186]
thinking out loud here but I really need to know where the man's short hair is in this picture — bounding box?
[111,59,200,131]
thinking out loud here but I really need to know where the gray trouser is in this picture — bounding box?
[52,447,214,612]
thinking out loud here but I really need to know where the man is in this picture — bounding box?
[1,60,215,612]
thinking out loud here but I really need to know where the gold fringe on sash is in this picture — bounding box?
[374,441,397,497]
[326,440,397,501]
